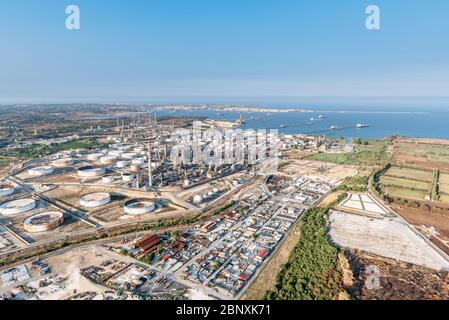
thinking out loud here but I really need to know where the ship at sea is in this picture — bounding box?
[235,113,246,125]
[330,125,341,130]
[356,123,370,128]
[318,115,327,119]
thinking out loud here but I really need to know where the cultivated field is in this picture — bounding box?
[385,167,433,182]
[439,173,449,196]
[377,166,439,201]
[393,138,449,171]
[309,139,392,167]
[380,176,430,191]
[382,186,428,201]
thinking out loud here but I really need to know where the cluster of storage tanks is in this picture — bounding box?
[81,145,152,183]
[0,194,65,233]
[77,191,157,216]
[192,188,220,204]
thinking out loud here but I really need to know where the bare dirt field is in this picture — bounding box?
[279,159,358,185]
[0,245,129,300]
[318,191,345,208]
[344,251,449,300]
[282,150,314,160]
[393,205,449,243]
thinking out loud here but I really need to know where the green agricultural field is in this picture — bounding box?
[439,183,449,195]
[308,139,392,166]
[438,194,449,203]
[382,186,427,201]
[439,173,449,185]
[379,176,430,191]
[0,158,11,169]
[385,167,433,182]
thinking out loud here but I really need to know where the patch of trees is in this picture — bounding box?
[338,175,369,192]
[0,138,107,159]
[328,193,349,209]
[139,252,155,265]
[430,169,440,201]
[370,163,392,201]
[265,207,345,300]
[353,138,369,145]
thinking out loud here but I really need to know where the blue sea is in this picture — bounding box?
[155,99,449,140]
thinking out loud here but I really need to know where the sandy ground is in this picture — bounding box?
[397,137,449,145]
[0,245,125,300]
[318,191,344,208]
[279,159,358,185]
[394,205,449,243]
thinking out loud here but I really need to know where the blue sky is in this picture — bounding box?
[1,0,449,103]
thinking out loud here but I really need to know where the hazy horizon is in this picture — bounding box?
[1,1,449,103]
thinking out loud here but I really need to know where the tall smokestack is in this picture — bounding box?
[147,142,153,189]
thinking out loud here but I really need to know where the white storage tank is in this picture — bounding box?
[0,184,15,197]
[121,152,138,160]
[100,155,117,165]
[109,150,124,157]
[77,165,105,177]
[28,166,54,177]
[87,153,104,161]
[52,158,75,167]
[102,176,114,184]
[116,160,129,168]
[124,199,156,215]
[122,173,135,182]
[0,199,36,215]
[193,195,203,204]
[80,193,111,208]
[132,158,146,166]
